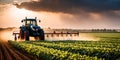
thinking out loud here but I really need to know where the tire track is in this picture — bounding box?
[8,43,31,60]
[0,44,3,60]
[4,43,23,60]
[1,43,12,60]
[0,40,40,60]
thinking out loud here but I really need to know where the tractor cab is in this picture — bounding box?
[21,17,38,27]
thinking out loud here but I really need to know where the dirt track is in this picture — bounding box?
[0,40,39,60]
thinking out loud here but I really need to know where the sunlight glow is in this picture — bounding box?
[10,6,35,17]
[0,5,40,28]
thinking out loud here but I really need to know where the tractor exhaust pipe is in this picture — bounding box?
[35,17,37,19]
[25,17,27,19]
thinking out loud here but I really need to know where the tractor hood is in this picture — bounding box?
[30,25,41,31]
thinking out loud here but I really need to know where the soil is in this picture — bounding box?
[0,40,40,60]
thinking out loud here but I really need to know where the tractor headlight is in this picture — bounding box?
[31,25,39,31]
[32,28,35,31]
[31,25,35,31]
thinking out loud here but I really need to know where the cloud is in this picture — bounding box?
[13,0,120,29]
[14,0,120,14]
[0,0,13,4]
[1,0,120,29]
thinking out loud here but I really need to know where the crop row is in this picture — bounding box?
[9,41,103,60]
[24,40,120,60]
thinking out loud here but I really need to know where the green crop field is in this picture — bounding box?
[79,33,120,38]
[9,33,120,60]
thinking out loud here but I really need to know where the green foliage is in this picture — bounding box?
[8,33,120,60]
[9,41,100,60]
[80,33,120,38]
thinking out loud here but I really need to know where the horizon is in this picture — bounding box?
[1,27,120,31]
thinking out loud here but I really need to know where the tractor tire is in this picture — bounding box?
[24,31,29,41]
[20,30,24,40]
[39,29,45,40]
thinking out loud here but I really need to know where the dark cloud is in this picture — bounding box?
[14,0,120,29]
[14,0,120,14]
[0,0,13,4]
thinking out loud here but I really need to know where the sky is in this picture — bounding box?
[0,0,120,29]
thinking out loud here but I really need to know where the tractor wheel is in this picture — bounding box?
[20,30,24,40]
[34,37,39,40]
[39,29,45,40]
[24,31,29,41]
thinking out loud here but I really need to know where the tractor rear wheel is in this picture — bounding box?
[39,29,45,40]
[20,30,24,40]
[24,31,29,41]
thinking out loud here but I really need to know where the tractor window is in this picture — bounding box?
[32,21,37,26]
[25,19,37,26]
[26,20,31,25]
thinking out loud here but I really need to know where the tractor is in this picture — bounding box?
[19,17,44,41]
[13,17,80,41]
